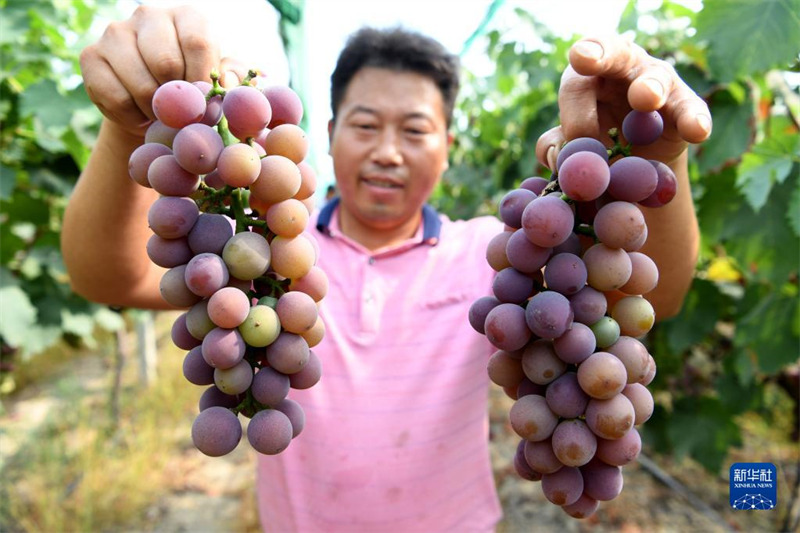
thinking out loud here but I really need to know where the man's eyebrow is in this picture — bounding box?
[345,106,434,121]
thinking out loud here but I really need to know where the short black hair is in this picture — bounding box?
[330,26,461,128]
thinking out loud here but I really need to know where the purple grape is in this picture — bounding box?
[468,296,501,334]
[247,409,294,455]
[146,234,193,268]
[523,438,563,475]
[183,345,215,386]
[541,466,584,506]
[128,142,172,187]
[521,195,575,248]
[492,267,535,304]
[607,156,658,202]
[518,176,550,195]
[515,440,544,481]
[191,406,241,457]
[484,303,532,352]
[148,196,199,239]
[558,151,611,202]
[556,137,609,171]
[524,291,573,339]
[622,110,663,146]
[499,188,538,228]
[640,159,678,207]
[552,322,596,364]
[275,398,305,437]
[544,253,587,295]
[505,229,552,274]
[545,372,589,419]
[568,286,608,325]
[188,213,235,256]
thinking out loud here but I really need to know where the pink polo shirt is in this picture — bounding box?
[256,200,505,533]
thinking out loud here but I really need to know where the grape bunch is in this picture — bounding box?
[470,110,676,518]
[128,71,328,458]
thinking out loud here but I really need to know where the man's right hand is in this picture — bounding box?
[80,5,222,137]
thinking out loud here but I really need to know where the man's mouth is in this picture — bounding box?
[361,176,403,189]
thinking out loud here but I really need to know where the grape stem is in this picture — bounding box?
[607,127,632,158]
[574,224,597,240]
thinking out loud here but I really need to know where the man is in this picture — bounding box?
[62,5,711,532]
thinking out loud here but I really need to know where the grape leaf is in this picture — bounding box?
[735,286,800,374]
[735,116,799,212]
[0,284,38,348]
[0,164,15,200]
[695,88,754,175]
[696,0,800,82]
[664,396,742,472]
[662,279,731,354]
[722,171,800,286]
[790,178,800,237]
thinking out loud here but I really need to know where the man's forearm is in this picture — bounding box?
[62,119,173,309]
[638,150,699,320]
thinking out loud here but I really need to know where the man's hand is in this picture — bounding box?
[536,36,713,170]
[80,5,225,137]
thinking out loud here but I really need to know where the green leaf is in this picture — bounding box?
[0,164,16,200]
[735,285,800,374]
[736,151,794,211]
[723,170,800,286]
[696,0,800,82]
[789,178,800,237]
[19,80,72,129]
[664,396,742,472]
[93,306,125,332]
[661,279,731,353]
[0,283,38,349]
[0,190,49,226]
[735,116,800,211]
[696,88,755,175]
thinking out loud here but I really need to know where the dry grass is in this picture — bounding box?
[0,311,226,533]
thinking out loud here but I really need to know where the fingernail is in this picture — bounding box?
[696,114,711,134]
[574,41,604,61]
[546,145,558,171]
[643,78,665,100]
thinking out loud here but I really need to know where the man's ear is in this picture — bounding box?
[327,119,335,155]
[442,131,454,172]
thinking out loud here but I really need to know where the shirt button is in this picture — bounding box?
[368,257,375,265]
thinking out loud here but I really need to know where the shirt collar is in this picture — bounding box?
[316,197,441,246]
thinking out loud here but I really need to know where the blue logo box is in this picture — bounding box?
[730,462,777,510]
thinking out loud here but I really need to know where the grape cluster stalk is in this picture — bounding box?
[470,110,676,519]
[128,71,328,457]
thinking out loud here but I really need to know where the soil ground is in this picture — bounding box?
[1,342,796,533]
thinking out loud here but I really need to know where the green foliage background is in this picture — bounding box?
[0,0,798,473]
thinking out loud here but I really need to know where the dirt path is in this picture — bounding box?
[1,351,791,533]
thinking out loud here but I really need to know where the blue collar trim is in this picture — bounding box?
[316,197,441,245]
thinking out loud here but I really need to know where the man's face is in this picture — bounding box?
[329,67,451,234]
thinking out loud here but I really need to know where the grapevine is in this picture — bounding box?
[128,70,327,458]
[471,109,676,518]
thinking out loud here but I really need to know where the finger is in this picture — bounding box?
[557,66,605,141]
[97,23,160,121]
[627,62,678,112]
[81,52,150,129]
[173,6,220,83]
[568,36,649,81]
[135,6,185,84]
[665,88,713,144]
[535,126,565,171]
[219,57,249,87]
[80,33,154,128]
